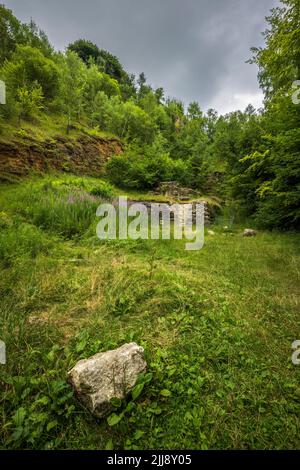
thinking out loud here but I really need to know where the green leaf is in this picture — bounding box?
[47,350,55,362]
[76,340,87,353]
[107,412,123,426]
[131,383,144,401]
[36,395,50,406]
[110,396,122,408]
[160,389,171,397]
[143,373,153,384]
[105,439,114,450]
[125,401,135,413]
[133,430,144,441]
[46,420,58,432]
[11,427,23,442]
[13,407,26,427]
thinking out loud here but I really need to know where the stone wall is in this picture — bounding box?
[125,199,212,226]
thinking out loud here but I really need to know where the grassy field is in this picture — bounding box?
[0,174,300,450]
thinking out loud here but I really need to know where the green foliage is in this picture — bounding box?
[0,5,53,64]
[0,4,24,64]
[227,1,300,228]
[106,139,190,189]
[92,94,157,143]
[16,85,44,120]
[250,0,300,100]
[68,38,135,94]
[0,222,52,268]
[51,175,115,199]
[2,45,59,101]
[56,51,86,131]
[3,180,105,239]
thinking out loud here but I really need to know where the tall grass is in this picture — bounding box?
[0,175,300,450]
[2,178,113,239]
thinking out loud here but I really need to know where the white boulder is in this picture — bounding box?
[68,342,147,418]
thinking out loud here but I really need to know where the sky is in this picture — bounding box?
[4,0,279,114]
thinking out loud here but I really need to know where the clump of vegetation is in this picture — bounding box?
[1,177,114,239]
[50,176,115,200]
[106,140,190,190]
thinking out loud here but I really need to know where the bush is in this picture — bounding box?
[106,145,190,190]
[92,94,157,144]
[49,176,115,200]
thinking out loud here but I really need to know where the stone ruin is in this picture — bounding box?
[125,200,211,226]
[112,182,212,226]
[155,181,195,199]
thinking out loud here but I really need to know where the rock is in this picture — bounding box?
[0,134,122,179]
[243,228,257,237]
[68,342,147,418]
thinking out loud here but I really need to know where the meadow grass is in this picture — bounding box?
[0,175,300,449]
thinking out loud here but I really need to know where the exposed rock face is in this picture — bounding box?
[0,134,122,180]
[68,343,147,418]
[243,228,257,237]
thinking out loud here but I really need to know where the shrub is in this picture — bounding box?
[49,176,115,200]
[106,145,190,189]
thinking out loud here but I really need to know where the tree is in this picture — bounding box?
[68,39,130,85]
[57,51,87,132]
[250,0,300,100]
[155,87,164,104]
[0,5,53,64]
[83,65,120,125]
[187,102,202,120]
[0,4,23,64]
[68,39,101,65]
[17,84,44,123]
[2,45,59,100]
[245,0,300,228]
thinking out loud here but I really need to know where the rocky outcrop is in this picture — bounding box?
[68,343,147,418]
[0,134,122,180]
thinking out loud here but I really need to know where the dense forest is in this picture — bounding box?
[1,0,299,229]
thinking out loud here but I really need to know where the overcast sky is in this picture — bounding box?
[4,0,279,114]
